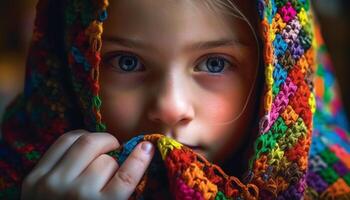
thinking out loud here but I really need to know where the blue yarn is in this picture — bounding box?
[98,10,108,22]
[273,34,288,57]
[71,47,85,64]
[117,135,144,165]
[71,46,91,71]
[309,137,326,157]
[266,0,277,23]
[273,63,288,88]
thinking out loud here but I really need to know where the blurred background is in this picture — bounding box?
[0,1,349,132]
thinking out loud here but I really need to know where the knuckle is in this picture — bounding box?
[109,135,120,147]
[77,134,98,147]
[22,169,42,186]
[116,168,137,186]
[98,132,120,147]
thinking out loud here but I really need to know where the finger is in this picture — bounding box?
[74,154,119,192]
[24,130,88,183]
[101,141,154,199]
[22,130,88,199]
[48,132,120,184]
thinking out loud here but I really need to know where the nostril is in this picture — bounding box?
[179,118,189,125]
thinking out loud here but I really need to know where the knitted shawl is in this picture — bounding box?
[1,0,350,199]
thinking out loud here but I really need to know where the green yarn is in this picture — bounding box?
[272,84,280,97]
[96,122,106,132]
[316,64,324,76]
[319,167,339,184]
[320,149,339,165]
[291,0,310,12]
[275,0,288,8]
[92,95,102,108]
[272,117,288,140]
[107,149,120,159]
[25,150,41,161]
[215,191,231,200]
[324,87,333,104]
[254,130,277,158]
[343,173,350,186]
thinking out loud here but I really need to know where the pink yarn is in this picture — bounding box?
[269,77,297,128]
[333,126,349,141]
[280,2,297,23]
[174,178,204,200]
[330,144,349,159]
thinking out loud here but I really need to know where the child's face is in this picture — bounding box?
[100,0,259,163]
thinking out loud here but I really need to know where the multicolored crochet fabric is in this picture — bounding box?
[0,0,349,199]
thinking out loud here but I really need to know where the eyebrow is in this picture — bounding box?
[103,35,245,51]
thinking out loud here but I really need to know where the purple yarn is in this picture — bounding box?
[260,190,276,200]
[290,41,305,60]
[333,161,349,176]
[258,0,265,20]
[306,171,329,193]
[278,182,304,200]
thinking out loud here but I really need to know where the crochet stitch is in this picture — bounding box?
[1,0,350,199]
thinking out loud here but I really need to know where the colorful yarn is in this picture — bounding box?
[1,0,350,199]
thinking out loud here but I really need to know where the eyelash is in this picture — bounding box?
[103,52,234,74]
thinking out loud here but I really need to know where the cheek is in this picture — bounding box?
[193,83,251,160]
[202,96,236,123]
[196,83,246,125]
[194,92,236,148]
[100,88,144,136]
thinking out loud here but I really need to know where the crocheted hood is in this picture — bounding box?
[1,0,350,199]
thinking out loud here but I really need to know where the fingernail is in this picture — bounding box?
[141,142,153,154]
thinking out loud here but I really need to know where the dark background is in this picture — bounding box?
[0,1,349,130]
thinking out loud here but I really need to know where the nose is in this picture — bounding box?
[147,71,194,129]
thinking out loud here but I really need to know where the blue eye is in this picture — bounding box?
[119,55,138,71]
[107,53,144,72]
[196,56,232,74]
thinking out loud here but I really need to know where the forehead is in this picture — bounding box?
[104,0,256,48]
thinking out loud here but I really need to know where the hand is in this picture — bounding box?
[21,130,154,200]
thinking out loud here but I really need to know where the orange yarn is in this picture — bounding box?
[85,20,103,52]
[182,163,218,200]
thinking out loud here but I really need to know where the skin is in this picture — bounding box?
[22,0,260,199]
[100,0,259,162]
